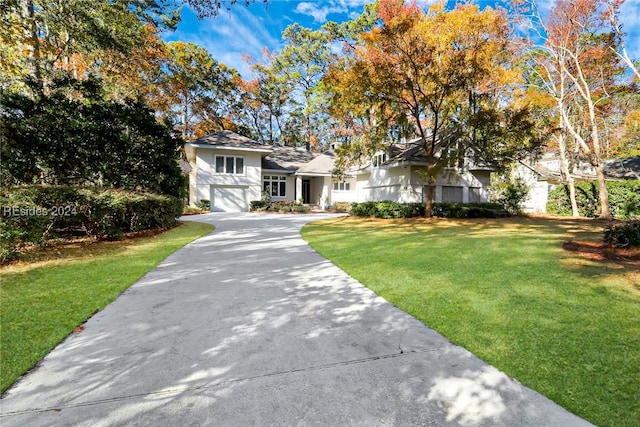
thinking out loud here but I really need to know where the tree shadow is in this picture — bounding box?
[0,213,590,426]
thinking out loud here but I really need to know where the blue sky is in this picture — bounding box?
[162,0,640,78]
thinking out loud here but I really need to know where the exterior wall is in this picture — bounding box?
[354,166,491,204]
[329,176,357,204]
[192,147,263,211]
[356,166,406,202]
[513,164,551,213]
[306,176,332,206]
[523,181,553,213]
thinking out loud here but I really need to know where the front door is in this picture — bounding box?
[302,179,311,204]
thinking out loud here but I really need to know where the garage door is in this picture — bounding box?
[211,187,248,212]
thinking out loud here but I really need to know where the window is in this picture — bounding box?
[469,187,483,203]
[333,182,350,191]
[215,156,244,174]
[372,153,387,168]
[442,186,463,203]
[263,175,286,197]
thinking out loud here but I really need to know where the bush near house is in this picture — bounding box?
[195,199,210,211]
[547,180,640,219]
[249,200,311,213]
[1,186,183,263]
[350,201,510,219]
[333,202,352,213]
[249,200,270,211]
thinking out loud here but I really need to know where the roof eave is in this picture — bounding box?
[185,143,272,154]
[263,168,296,174]
[295,171,332,177]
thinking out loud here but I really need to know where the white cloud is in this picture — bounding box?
[166,6,281,78]
[295,2,346,23]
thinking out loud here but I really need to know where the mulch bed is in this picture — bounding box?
[563,240,640,267]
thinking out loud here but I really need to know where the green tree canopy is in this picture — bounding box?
[1,74,185,197]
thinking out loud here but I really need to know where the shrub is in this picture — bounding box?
[249,200,269,211]
[250,200,310,213]
[350,201,508,219]
[493,177,529,215]
[1,186,183,263]
[548,180,640,219]
[333,202,352,213]
[195,199,210,211]
[431,202,509,218]
[603,221,640,248]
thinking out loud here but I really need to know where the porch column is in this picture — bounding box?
[296,176,302,202]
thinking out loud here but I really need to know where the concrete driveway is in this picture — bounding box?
[0,212,591,426]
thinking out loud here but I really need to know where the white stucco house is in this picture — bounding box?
[185,131,494,212]
[514,154,640,213]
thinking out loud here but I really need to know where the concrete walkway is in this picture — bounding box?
[1,213,592,426]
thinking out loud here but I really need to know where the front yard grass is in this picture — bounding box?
[302,217,639,427]
[0,221,213,394]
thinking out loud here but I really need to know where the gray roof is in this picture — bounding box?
[189,130,270,151]
[389,142,425,163]
[532,156,640,181]
[296,151,337,175]
[603,157,640,180]
[262,146,317,172]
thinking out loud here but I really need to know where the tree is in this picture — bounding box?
[4,0,179,92]
[0,74,185,197]
[231,53,294,144]
[515,0,627,218]
[326,0,541,216]
[184,0,267,18]
[269,23,335,151]
[150,41,239,140]
[604,0,640,81]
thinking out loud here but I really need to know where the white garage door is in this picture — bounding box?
[211,187,248,212]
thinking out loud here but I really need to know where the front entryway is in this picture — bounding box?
[302,179,311,204]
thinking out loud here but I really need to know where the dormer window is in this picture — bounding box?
[373,152,387,168]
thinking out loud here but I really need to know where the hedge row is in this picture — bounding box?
[249,200,311,213]
[547,180,640,219]
[1,186,183,262]
[350,201,510,219]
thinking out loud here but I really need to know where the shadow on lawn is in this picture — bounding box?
[0,213,584,426]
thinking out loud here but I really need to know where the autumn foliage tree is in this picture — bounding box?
[516,0,628,218]
[149,41,239,140]
[326,0,541,216]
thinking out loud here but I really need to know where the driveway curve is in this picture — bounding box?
[1,212,591,426]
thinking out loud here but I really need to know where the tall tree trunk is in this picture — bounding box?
[304,94,311,152]
[556,121,579,217]
[588,109,611,219]
[424,175,435,218]
[594,160,610,218]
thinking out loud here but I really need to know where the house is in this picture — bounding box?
[351,141,493,205]
[185,131,493,212]
[515,154,640,213]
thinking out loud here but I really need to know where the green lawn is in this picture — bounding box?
[0,221,213,394]
[302,217,639,427]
